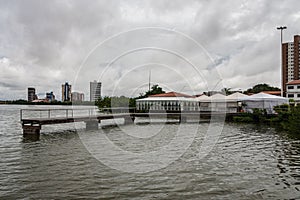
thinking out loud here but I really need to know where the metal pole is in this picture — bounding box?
[280,29,283,97]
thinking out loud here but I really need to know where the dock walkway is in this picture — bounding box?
[20,108,238,138]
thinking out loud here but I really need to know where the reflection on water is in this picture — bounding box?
[0,105,299,199]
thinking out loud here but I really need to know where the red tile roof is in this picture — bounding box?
[149,92,192,98]
[286,80,300,85]
[262,91,281,96]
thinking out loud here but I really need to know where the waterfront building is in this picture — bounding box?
[46,91,55,102]
[261,91,281,96]
[241,92,288,114]
[71,92,84,102]
[282,35,300,96]
[286,80,300,101]
[62,82,72,102]
[136,92,197,112]
[136,91,288,114]
[28,87,37,102]
[90,81,101,101]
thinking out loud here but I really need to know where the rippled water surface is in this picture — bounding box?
[0,105,299,199]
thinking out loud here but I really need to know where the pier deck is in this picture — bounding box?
[20,108,238,138]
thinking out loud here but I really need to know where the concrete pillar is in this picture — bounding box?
[22,125,41,140]
[180,116,187,123]
[85,120,99,130]
[124,116,135,124]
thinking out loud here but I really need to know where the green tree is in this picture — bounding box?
[95,96,111,108]
[138,84,165,99]
[95,96,136,109]
[245,83,280,94]
[221,87,232,95]
[284,106,300,134]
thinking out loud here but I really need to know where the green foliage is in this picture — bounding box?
[232,109,270,124]
[283,106,300,134]
[233,114,254,123]
[138,84,165,99]
[289,99,295,103]
[245,83,280,94]
[234,104,300,136]
[221,88,233,95]
[252,108,267,123]
[95,96,136,109]
[272,104,290,129]
[95,96,111,108]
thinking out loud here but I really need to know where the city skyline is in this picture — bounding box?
[1,1,300,100]
[26,82,86,102]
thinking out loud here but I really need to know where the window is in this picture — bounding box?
[288,86,294,89]
[298,85,300,89]
[288,94,294,98]
[298,94,300,98]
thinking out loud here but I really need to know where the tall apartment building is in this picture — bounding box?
[28,87,37,102]
[62,82,72,102]
[90,81,101,101]
[282,35,300,96]
[71,92,84,102]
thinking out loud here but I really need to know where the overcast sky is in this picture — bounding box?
[1,0,300,100]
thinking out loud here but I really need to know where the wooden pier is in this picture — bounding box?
[20,108,136,138]
[20,108,239,138]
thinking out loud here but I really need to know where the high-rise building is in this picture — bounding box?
[90,81,101,101]
[282,35,300,96]
[28,87,37,102]
[71,92,84,102]
[62,82,72,102]
[46,91,55,102]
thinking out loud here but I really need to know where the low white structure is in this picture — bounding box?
[286,80,300,102]
[226,92,249,113]
[197,93,228,112]
[196,92,246,113]
[136,92,246,113]
[241,92,289,114]
[136,91,288,114]
[136,92,198,112]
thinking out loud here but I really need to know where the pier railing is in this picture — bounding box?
[20,108,99,120]
[20,107,137,121]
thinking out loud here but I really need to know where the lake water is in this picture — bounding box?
[0,105,299,199]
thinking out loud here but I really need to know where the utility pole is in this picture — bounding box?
[148,70,151,93]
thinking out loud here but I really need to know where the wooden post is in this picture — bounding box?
[180,115,187,123]
[22,125,41,140]
[124,116,135,124]
[85,120,99,130]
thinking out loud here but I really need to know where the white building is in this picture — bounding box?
[136,92,246,113]
[136,92,198,112]
[241,92,289,114]
[286,80,300,101]
[90,81,101,101]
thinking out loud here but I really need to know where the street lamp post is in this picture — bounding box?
[277,26,287,97]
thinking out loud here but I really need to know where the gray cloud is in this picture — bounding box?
[0,0,300,100]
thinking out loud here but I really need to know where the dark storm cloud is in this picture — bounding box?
[0,0,300,99]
